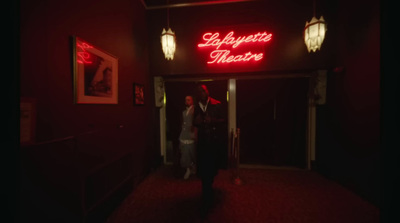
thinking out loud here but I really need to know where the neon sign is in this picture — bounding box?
[76,42,93,64]
[198,31,272,64]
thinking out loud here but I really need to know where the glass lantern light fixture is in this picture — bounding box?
[160,2,176,60]
[303,0,327,53]
[161,27,176,60]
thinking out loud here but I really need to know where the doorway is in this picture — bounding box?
[163,80,229,169]
[159,74,312,170]
[236,78,309,168]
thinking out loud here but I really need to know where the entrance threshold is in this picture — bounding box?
[239,164,307,171]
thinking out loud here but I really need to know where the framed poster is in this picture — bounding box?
[72,36,118,104]
[133,83,145,105]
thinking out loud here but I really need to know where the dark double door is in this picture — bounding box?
[236,78,309,168]
[164,77,309,169]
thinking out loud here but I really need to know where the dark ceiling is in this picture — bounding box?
[141,0,259,9]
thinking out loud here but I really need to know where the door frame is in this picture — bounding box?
[156,70,321,170]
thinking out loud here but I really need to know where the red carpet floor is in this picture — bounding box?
[106,165,379,223]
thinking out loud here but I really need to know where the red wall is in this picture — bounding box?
[20,0,158,173]
[319,0,380,206]
[21,0,147,138]
[333,0,380,151]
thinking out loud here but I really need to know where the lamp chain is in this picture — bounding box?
[167,0,170,29]
[313,0,316,17]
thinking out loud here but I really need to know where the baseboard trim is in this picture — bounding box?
[239,164,307,171]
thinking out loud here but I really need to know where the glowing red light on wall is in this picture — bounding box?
[76,42,93,64]
[198,31,272,64]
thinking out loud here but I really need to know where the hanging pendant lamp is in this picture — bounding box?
[161,28,176,60]
[160,2,176,60]
[303,0,327,52]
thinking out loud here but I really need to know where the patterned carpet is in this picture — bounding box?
[105,165,379,223]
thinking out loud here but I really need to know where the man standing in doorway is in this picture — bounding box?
[193,84,225,216]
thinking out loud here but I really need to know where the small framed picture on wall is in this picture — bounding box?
[133,83,145,105]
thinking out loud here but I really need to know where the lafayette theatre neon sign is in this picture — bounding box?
[197,31,272,64]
